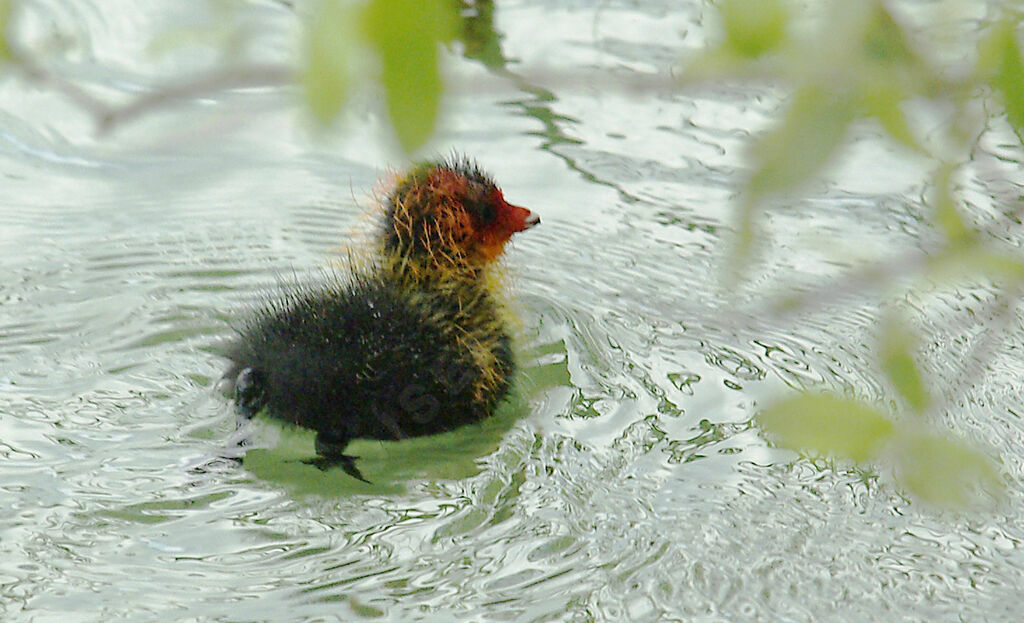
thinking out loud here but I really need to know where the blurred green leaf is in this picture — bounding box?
[843,3,927,151]
[722,195,760,287]
[302,0,356,125]
[929,163,969,241]
[860,84,920,151]
[720,0,788,59]
[803,2,919,82]
[926,245,1024,286]
[758,393,895,462]
[747,85,857,199]
[0,0,14,63]
[878,313,930,415]
[894,428,1003,508]
[978,20,1010,77]
[860,1,917,69]
[980,20,1024,141]
[363,0,457,153]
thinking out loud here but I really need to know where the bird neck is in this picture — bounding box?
[380,245,492,295]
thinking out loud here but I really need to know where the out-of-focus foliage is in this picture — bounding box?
[746,85,857,200]
[304,0,457,153]
[928,163,969,242]
[0,0,13,63]
[0,0,465,153]
[894,428,1003,508]
[756,314,1004,509]
[980,19,1024,142]
[719,0,789,59]
[361,0,456,153]
[692,1,935,240]
[877,313,930,414]
[689,0,1023,509]
[757,394,894,463]
[303,0,358,125]
[758,393,1002,509]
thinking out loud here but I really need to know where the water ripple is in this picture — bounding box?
[3,0,1024,621]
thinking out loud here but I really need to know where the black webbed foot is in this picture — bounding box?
[233,367,266,418]
[303,454,370,483]
[308,430,371,483]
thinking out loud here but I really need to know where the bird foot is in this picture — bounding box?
[312,431,370,483]
[303,454,370,483]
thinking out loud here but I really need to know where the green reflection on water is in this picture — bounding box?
[241,395,526,497]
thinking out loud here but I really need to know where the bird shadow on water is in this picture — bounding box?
[238,395,528,497]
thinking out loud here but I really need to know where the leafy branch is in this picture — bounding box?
[0,0,457,153]
[688,0,1024,508]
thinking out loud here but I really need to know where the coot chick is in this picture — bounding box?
[224,156,539,481]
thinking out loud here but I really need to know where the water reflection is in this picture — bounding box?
[3,0,1024,621]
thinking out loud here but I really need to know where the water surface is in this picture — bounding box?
[3,1,1024,621]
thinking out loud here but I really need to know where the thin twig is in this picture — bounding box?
[935,282,1024,419]
[14,49,293,136]
[96,63,294,133]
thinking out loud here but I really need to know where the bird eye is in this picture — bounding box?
[476,200,496,224]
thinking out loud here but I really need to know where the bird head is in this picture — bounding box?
[383,156,539,268]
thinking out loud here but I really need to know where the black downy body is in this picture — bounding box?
[224,157,537,480]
